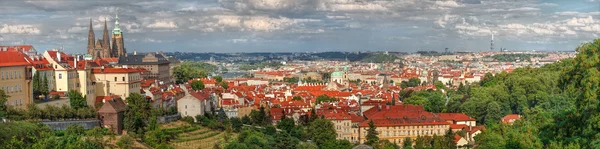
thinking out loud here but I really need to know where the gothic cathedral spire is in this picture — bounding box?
[111,10,126,58]
[87,18,95,55]
[102,18,110,49]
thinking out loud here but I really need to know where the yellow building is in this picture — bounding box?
[92,67,142,99]
[44,50,97,106]
[358,105,450,144]
[0,50,33,109]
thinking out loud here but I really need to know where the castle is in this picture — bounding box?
[87,13,126,59]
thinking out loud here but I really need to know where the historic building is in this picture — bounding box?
[87,13,126,59]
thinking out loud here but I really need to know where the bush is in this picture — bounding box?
[53,94,60,100]
[182,116,194,124]
[117,135,134,149]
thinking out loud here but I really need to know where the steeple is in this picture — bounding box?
[87,18,95,52]
[102,18,110,48]
[112,10,122,35]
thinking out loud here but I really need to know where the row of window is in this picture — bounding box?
[362,129,444,137]
[114,76,141,82]
[1,71,22,80]
[1,85,24,93]
[7,99,23,106]
[129,83,140,88]
[364,125,447,130]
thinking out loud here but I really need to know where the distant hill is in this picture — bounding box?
[360,54,399,63]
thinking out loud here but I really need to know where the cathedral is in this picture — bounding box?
[87,13,126,59]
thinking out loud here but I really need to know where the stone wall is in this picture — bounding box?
[41,120,101,130]
[157,113,181,124]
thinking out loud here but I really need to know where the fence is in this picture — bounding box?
[40,120,101,130]
[157,113,181,124]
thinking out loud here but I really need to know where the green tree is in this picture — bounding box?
[292,96,302,101]
[402,137,413,149]
[191,80,205,91]
[274,131,300,149]
[401,78,421,88]
[307,118,336,146]
[414,136,425,149]
[320,139,353,149]
[557,39,600,147]
[41,74,49,97]
[124,93,151,136]
[316,95,337,104]
[68,90,87,109]
[424,91,445,113]
[32,71,40,97]
[484,101,504,125]
[241,115,251,125]
[214,76,223,83]
[231,117,243,132]
[365,120,379,146]
[277,116,295,132]
[0,90,8,118]
[220,81,229,89]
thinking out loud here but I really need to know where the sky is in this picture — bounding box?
[0,0,599,53]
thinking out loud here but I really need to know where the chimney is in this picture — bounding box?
[57,52,61,62]
[74,56,78,69]
[101,66,105,73]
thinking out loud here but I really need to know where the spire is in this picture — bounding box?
[112,10,122,34]
[102,18,110,48]
[87,18,95,50]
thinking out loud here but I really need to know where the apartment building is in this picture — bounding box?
[44,50,97,106]
[359,105,450,144]
[92,67,142,99]
[0,50,33,109]
[118,52,171,84]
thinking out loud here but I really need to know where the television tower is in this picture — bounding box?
[490,33,494,52]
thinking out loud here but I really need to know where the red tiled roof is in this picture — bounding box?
[437,113,476,122]
[0,51,31,67]
[92,67,145,73]
[454,134,463,143]
[0,45,34,52]
[95,95,121,104]
[501,114,521,124]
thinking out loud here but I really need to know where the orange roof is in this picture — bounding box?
[92,67,145,73]
[437,113,476,122]
[454,134,463,143]
[0,51,31,67]
[0,45,34,52]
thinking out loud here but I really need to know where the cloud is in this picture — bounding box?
[0,24,41,34]
[434,1,461,7]
[146,20,178,28]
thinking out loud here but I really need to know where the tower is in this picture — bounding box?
[490,33,494,52]
[111,11,126,58]
[87,18,95,55]
[102,19,110,50]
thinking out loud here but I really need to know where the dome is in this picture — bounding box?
[331,71,343,77]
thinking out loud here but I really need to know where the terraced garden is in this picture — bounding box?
[160,121,234,149]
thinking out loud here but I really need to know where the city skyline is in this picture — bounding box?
[0,0,599,53]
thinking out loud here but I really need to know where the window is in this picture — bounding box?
[115,77,117,82]
[1,72,3,79]
[59,74,62,79]
[123,77,125,81]
[185,105,187,109]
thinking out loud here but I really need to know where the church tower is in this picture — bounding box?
[87,19,95,56]
[102,19,110,52]
[111,12,126,57]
